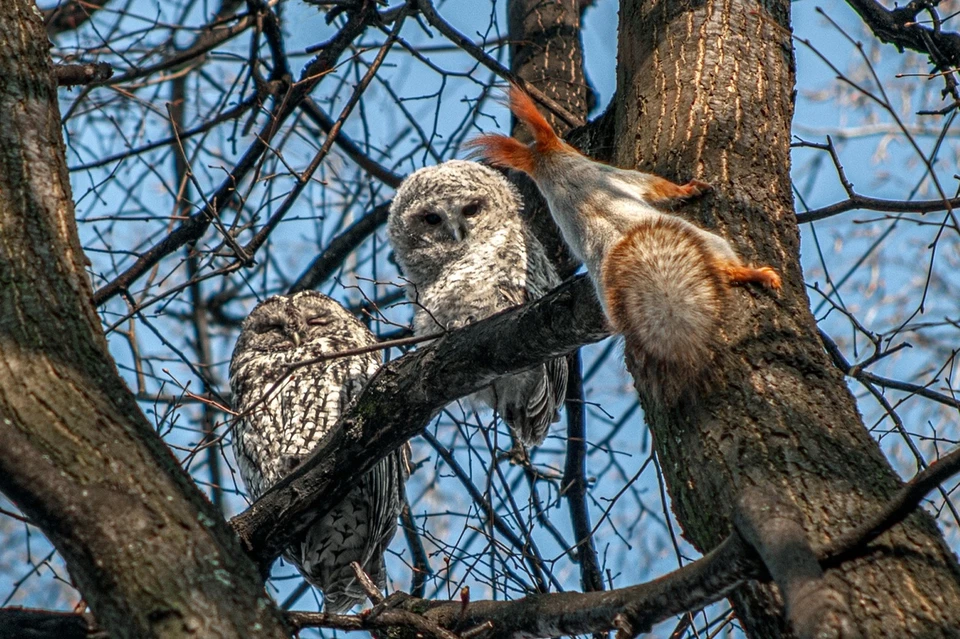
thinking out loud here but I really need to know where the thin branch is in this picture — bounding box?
[824,444,960,565]
[54,63,113,87]
[819,329,960,411]
[230,275,609,572]
[414,0,584,129]
[91,5,377,306]
[399,489,431,598]
[240,7,408,258]
[299,97,403,188]
[288,202,391,293]
[561,352,605,595]
[44,0,113,37]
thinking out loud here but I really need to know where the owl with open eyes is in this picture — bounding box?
[387,160,568,448]
[229,291,408,612]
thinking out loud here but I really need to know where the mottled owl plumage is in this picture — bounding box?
[229,291,407,612]
[387,160,568,446]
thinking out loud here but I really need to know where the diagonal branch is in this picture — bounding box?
[288,203,391,293]
[90,4,377,306]
[733,487,857,639]
[846,0,960,103]
[846,0,960,67]
[414,0,584,129]
[8,442,960,638]
[231,274,609,570]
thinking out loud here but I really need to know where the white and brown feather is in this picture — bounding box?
[229,291,408,612]
[387,160,567,446]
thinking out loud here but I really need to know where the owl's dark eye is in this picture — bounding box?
[423,212,443,225]
[260,323,285,335]
[307,316,331,327]
[461,201,481,218]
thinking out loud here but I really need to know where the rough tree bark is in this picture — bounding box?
[508,0,590,277]
[614,1,960,636]
[0,3,289,638]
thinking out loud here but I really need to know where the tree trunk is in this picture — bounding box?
[508,0,590,278]
[615,1,960,636]
[0,3,289,637]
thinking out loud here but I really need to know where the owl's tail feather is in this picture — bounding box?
[495,360,567,448]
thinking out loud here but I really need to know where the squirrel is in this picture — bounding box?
[468,84,782,403]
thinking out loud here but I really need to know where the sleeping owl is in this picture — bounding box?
[229,291,407,612]
[387,160,568,448]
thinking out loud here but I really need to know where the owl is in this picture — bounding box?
[387,160,568,447]
[229,291,408,612]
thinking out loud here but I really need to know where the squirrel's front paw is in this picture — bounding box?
[680,179,713,200]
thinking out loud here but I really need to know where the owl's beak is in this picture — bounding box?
[291,330,301,347]
[450,220,468,242]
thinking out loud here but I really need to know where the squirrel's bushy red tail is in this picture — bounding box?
[601,216,727,404]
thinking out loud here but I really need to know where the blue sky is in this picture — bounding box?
[6,2,960,637]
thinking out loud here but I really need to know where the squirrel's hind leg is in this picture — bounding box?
[724,264,782,290]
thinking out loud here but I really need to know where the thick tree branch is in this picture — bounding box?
[846,0,960,66]
[846,0,960,103]
[54,62,112,87]
[0,535,755,639]
[231,274,609,570]
[0,2,289,636]
[9,443,960,638]
[0,608,101,639]
[734,487,858,639]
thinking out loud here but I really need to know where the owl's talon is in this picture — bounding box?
[497,444,530,466]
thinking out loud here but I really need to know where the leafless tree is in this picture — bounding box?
[2,1,960,637]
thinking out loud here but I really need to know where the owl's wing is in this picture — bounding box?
[354,446,407,584]
[496,268,529,309]
[374,443,410,546]
[523,229,569,425]
[546,355,569,416]
[297,445,406,613]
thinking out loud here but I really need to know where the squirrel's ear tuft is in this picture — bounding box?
[465,134,537,175]
[508,84,566,155]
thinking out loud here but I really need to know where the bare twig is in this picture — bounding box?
[54,62,113,87]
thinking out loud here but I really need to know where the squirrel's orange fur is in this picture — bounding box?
[469,85,782,404]
[504,85,569,156]
[467,84,573,174]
